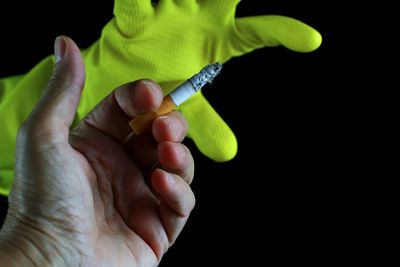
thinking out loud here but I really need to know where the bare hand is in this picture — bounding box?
[0,36,195,266]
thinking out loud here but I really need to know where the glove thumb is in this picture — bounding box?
[234,15,322,54]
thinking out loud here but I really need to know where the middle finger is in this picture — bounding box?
[123,111,188,172]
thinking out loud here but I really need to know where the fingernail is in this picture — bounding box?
[177,144,187,160]
[160,116,183,139]
[165,172,177,184]
[54,36,66,64]
[143,80,161,98]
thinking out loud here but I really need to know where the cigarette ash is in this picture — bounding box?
[189,62,222,91]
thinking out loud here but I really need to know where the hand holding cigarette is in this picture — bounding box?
[0,36,195,266]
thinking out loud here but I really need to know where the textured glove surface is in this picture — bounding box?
[0,0,321,195]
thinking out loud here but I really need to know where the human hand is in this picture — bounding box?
[0,36,195,266]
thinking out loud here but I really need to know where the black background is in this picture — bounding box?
[0,1,348,266]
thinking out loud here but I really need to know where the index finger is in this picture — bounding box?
[72,79,163,143]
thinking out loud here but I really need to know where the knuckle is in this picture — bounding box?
[189,191,196,212]
[185,172,194,185]
[48,68,68,87]
[180,186,196,217]
[180,195,195,218]
[181,145,195,184]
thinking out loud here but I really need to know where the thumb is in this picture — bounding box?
[25,36,86,139]
[234,15,322,54]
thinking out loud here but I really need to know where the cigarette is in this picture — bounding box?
[128,62,223,136]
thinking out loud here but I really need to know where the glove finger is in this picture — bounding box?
[177,91,238,162]
[199,0,241,14]
[114,0,154,36]
[115,0,153,15]
[233,15,322,55]
[172,0,197,9]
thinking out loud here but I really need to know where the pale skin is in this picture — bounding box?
[0,36,195,266]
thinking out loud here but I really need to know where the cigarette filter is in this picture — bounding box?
[129,62,222,135]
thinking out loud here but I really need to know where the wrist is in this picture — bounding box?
[0,216,78,266]
[0,232,44,266]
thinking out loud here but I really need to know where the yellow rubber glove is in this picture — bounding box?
[0,0,321,195]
